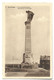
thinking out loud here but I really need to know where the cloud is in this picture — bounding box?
[10,13,26,19]
[37,16,48,22]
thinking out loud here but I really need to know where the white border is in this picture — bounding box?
[3,3,52,79]
[0,0,54,80]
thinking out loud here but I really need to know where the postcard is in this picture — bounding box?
[2,3,52,78]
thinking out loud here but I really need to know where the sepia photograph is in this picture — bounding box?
[3,3,52,78]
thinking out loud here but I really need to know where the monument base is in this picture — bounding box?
[21,62,33,68]
[21,53,38,69]
[21,62,38,69]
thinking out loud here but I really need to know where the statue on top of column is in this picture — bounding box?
[26,10,34,22]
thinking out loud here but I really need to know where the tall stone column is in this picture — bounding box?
[22,11,34,66]
[25,21,31,63]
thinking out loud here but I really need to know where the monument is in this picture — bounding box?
[21,11,34,68]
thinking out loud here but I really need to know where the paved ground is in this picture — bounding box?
[5,68,50,77]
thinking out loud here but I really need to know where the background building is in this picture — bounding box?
[39,55,50,70]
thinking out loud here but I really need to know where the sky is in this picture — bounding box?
[5,5,51,64]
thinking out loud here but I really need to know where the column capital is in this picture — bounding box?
[25,21,30,25]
